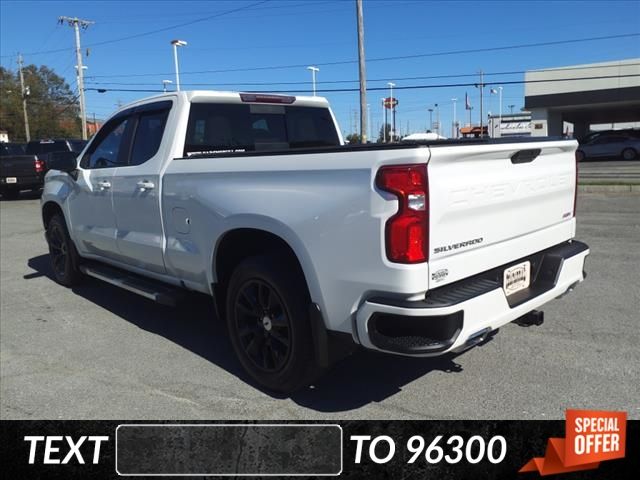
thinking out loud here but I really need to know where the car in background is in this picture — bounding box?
[0,142,26,156]
[576,130,640,161]
[0,139,86,200]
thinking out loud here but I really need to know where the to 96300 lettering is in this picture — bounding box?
[351,434,507,465]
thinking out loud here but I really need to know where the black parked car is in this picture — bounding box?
[0,139,86,200]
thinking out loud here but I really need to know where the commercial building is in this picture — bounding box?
[488,112,532,138]
[524,58,640,139]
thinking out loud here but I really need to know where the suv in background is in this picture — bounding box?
[577,129,640,161]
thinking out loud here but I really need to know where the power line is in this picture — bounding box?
[84,73,640,95]
[0,1,270,59]
[84,62,640,88]
[87,32,640,78]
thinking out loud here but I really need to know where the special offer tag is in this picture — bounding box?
[520,409,627,476]
[564,409,626,466]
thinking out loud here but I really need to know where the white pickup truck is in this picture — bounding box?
[41,91,589,392]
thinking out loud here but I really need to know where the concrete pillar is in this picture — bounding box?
[530,108,563,137]
[573,121,589,141]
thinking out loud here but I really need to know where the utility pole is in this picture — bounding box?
[451,98,457,138]
[17,54,30,142]
[356,0,367,143]
[59,16,94,140]
[388,82,395,141]
[382,98,387,143]
[478,70,484,138]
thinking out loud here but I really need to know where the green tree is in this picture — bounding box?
[377,123,391,143]
[345,133,362,144]
[0,64,80,141]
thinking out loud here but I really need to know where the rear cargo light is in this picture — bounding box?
[375,164,429,263]
[573,150,579,217]
[34,158,45,173]
[239,93,296,104]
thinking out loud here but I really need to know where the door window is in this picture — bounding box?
[81,116,131,169]
[129,110,169,166]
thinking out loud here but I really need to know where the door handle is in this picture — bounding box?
[97,180,111,191]
[136,180,155,191]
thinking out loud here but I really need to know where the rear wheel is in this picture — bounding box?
[46,214,83,287]
[622,148,637,161]
[225,254,317,393]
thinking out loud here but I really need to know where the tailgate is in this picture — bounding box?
[0,155,37,177]
[427,139,577,285]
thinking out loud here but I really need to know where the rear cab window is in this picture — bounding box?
[183,102,340,157]
[26,141,69,155]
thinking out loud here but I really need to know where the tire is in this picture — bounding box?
[622,148,637,161]
[46,214,83,287]
[225,254,317,393]
[1,188,20,200]
[575,150,586,162]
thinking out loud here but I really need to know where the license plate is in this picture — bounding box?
[503,261,531,296]
[5,177,17,184]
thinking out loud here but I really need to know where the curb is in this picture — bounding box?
[578,184,640,194]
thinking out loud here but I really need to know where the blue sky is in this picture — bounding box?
[1,0,639,138]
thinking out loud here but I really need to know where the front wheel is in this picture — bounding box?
[225,255,317,393]
[622,148,637,161]
[46,214,83,287]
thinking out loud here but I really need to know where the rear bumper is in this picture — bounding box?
[0,174,43,190]
[355,240,589,356]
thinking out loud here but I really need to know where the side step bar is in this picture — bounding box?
[80,264,183,306]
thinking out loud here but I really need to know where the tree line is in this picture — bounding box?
[0,64,81,142]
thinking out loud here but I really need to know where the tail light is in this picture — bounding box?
[34,158,45,173]
[375,164,429,263]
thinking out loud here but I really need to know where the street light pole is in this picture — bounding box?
[366,103,371,142]
[498,86,503,136]
[451,98,458,138]
[307,66,319,96]
[171,39,187,91]
[162,79,173,92]
[435,103,440,136]
[428,108,433,132]
[479,70,484,138]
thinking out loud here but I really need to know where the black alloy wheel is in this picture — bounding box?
[48,222,68,279]
[234,279,292,373]
[225,254,318,393]
[46,214,83,286]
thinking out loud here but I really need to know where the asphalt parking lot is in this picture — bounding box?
[1,192,638,420]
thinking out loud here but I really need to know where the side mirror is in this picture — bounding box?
[47,151,78,173]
